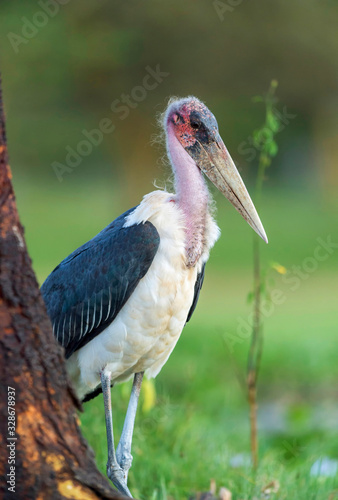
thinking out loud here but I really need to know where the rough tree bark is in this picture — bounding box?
[0,77,125,500]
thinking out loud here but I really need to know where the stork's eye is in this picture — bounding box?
[190,120,200,130]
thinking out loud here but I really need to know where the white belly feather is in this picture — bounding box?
[67,191,220,400]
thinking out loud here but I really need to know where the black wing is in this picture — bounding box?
[41,207,160,359]
[186,263,206,323]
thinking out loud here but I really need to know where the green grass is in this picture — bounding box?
[14,174,338,499]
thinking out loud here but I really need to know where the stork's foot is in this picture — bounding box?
[102,371,143,498]
[107,462,133,498]
[116,444,133,478]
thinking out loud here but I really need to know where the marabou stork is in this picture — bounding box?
[41,96,267,497]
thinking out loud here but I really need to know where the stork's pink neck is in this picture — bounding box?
[167,125,209,267]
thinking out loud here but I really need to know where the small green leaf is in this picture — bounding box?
[247,291,254,304]
[267,140,278,157]
[267,112,280,133]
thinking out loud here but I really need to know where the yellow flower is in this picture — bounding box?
[141,378,156,414]
[271,262,287,275]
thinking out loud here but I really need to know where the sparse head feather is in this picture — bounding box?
[163,95,203,125]
[163,95,219,149]
[164,95,217,125]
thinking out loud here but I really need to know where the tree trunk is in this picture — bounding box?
[0,76,124,500]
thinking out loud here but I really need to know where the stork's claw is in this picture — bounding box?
[107,462,133,498]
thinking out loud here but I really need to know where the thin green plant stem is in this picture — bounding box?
[247,80,278,471]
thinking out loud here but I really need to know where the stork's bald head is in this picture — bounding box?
[164,96,268,244]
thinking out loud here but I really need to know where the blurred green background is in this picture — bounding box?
[1,1,338,498]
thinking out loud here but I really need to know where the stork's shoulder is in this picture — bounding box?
[124,190,186,239]
[123,190,220,270]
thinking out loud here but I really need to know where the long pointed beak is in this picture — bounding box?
[196,134,268,243]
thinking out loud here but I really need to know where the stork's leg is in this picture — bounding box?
[100,370,132,498]
[116,372,144,481]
